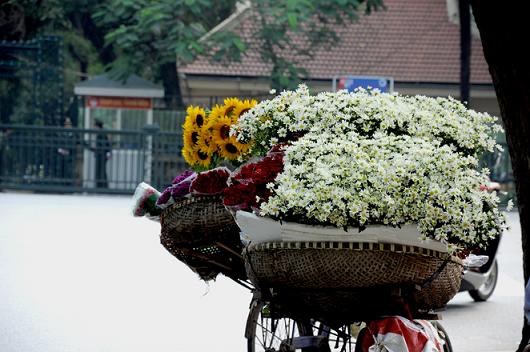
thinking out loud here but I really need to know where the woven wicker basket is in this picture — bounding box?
[244,241,463,322]
[160,195,246,281]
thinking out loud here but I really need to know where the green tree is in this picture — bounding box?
[468,2,530,351]
[94,0,383,108]
[8,0,112,73]
[3,0,384,117]
[1,0,109,124]
[93,0,242,109]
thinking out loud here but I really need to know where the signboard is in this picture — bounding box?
[332,76,394,93]
[86,96,152,110]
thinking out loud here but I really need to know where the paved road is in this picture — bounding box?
[0,193,524,352]
[442,211,524,352]
[0,193,252,352]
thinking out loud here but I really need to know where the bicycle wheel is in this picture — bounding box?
[246,300,357,352]
[432,321,453,352]
[246,300,311,352]
[307,321,358,352]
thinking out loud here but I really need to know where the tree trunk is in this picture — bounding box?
[458,0,471,105]
[160,62,183,110]
[469,2,530,351]
[68,12,116,66]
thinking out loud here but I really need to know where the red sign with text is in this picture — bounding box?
[86,96,152,110]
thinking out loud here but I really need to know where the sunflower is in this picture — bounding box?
[217,136,242,160]
[232,99,257,122]
[223,97,240,118]
[208,104,226,121]
[182,145,197,166]
[185,105,207,129]
[234,138,252,154]
[183,124,201,151]
[181,100,255,169]
[196,126,217,155]
[210,115,233,145]
[194,149,213,168]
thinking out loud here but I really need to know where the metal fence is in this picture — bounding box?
[0,124,185,194]
[0,124,516,201]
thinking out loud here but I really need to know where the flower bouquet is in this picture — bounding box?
[181,99,256,170]
[158,98,257,281]
[224,85,509,314]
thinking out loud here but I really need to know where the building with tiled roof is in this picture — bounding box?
[179,0,499,115]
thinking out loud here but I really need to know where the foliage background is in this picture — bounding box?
[0,0,382,124]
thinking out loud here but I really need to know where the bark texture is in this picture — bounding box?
[469,2,530,351]
[160,62,184,109]
[459,0,471,105]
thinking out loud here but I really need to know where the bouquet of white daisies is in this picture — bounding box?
[228,85,510,251]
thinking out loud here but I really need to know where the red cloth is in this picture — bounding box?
[360,316,443,352]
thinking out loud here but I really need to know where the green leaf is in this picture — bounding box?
[287,13,298,29]
[279,75,290,87]
[232,37,246,51]
[287,0,298,10]
[184,0,195,5]
[189,41,204,54]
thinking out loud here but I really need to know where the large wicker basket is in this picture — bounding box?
[244,241,463,324]
[160,195,246,281]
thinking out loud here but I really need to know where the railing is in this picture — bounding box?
[0,124,516,203]
[0,124,185,194]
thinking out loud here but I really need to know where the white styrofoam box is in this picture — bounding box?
[235,210,449,252]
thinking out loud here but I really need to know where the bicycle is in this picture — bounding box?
[244,288,453,352]
[241,241,460,352]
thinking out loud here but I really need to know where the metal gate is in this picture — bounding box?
[0,124,185,194]
[0,124,516,203]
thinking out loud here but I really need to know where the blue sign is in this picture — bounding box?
[333,76,394,93]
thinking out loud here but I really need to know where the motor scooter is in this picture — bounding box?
[458,181,502,301]
[459,222,501,302]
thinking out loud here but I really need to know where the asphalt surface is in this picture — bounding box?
[442,211,524,352]
[0,192,524,352]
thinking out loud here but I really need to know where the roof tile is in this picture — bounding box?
[181,0,491,84]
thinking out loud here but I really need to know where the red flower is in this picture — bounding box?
[223,152,284,211]
[234,154,284,184]
[223,183,258,209]
[190,167,231,195]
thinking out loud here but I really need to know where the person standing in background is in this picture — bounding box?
[93,119,111,188]
[57,117,75,186]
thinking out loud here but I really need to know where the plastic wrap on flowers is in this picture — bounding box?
[131,182,162,222]
[156,171,197,209]
[160,169,246,281]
